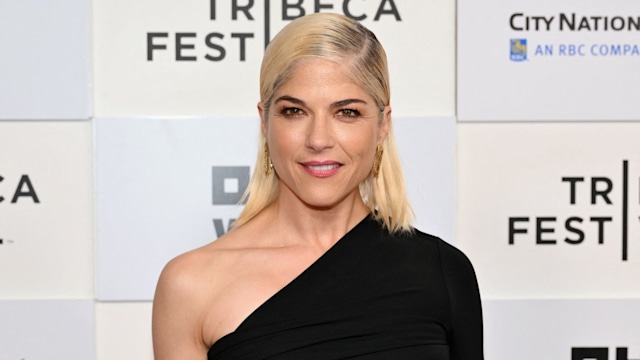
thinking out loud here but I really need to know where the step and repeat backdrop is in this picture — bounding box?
[1,0,638,359]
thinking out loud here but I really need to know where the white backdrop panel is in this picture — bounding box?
[95,117,260,301]
[95,116,455,301]
[0,122,93,299]
[0,300,95,360]
[96,302,154,360]
[458,122,640,299]
[93,0,454,117]
[458,0,640,121]
[483,299,640,360]
[0,0,91,120]
[395,117,455,244]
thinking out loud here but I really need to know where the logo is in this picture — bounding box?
[146,0,403,62]
[510,39,527,61]
[525,43,640,58]
[212,166,249,205]
[572,346,640,360]
[0,174,39,246]
[0,175,40,245]
[508,13,640,60]
[0,174,40,204]
[508,160,639,261]
[510,13,640,32]
[211,166,250,237]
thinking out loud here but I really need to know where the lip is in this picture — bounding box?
[300,160,342,178]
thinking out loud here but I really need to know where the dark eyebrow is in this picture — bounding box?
[274,96,368,108]
[332,99,367,108]
[274,96,305,106]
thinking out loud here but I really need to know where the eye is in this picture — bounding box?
[280,107,305,118]
[337,109,361,118]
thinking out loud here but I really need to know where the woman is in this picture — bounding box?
[152,13,483,360]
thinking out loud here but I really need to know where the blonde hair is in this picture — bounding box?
[233,13,413,233]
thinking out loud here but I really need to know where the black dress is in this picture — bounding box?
[208,215,483,359]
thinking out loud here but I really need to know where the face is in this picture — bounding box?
[259,58,390,210]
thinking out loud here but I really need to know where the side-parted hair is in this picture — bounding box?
[233,12,414,233]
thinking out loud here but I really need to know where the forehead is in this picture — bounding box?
[274,58,370,99]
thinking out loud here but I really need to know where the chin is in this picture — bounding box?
[298,192,354,211]
[284,182,361,210]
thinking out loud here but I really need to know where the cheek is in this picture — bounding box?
[336,126,378,157]
[267,123,301,163]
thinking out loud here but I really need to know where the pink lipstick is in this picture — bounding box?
[301,161,342,178]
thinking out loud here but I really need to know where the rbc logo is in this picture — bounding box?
[510,39,527,61]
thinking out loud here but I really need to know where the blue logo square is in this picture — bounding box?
[510,39,527,61]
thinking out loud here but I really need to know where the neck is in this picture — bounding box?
[261,190,369,251]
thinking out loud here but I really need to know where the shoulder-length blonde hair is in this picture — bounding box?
[233,12,413,233]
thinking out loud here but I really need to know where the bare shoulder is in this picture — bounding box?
[154,232,246,308]
[153,226,271,353]
[158,225,253,279]
[156,221,267,298]
[152,238,240,358]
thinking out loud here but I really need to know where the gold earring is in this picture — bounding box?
[264,143,273,176]
[372,144,383,178]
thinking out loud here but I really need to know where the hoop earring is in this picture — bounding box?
[372,144,383,178]
[264,143,273,176]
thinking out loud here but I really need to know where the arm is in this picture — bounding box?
[438,241,484,360]
[152,253,210,360]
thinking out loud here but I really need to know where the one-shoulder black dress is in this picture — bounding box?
[208,215,483,359]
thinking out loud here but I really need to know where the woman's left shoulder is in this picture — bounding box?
[393,227,447,249]
[398,228,477,273]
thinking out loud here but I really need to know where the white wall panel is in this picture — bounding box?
[458,122,640,299]
[484,299,640,360]
[0,0,92,120]
[95,118,261,301]
[458,0,640,121]
[0,122,93,299]
[0,300,95,359]
[395,117,456,243]
[93,0,454,117]
[96,302,154,360]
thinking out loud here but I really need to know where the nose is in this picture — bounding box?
[305,115,334,152]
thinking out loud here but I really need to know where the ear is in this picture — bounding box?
[377,105,391,145]
[258,102,267,137]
